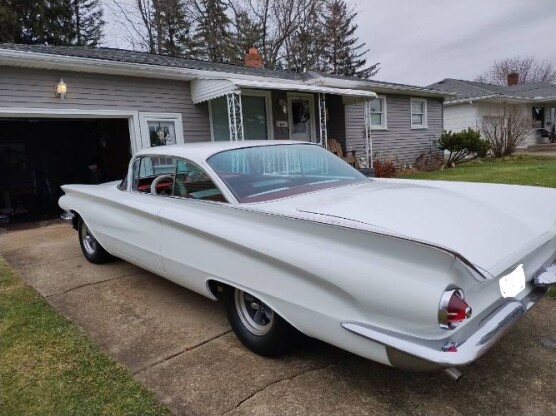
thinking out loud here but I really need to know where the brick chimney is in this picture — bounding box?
[507,72,519,86]
[244,47,263,69]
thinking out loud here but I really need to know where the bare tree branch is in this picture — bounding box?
[476,56,556,85]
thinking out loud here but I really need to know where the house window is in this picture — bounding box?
[410,98,427,129]
[368,96,387,129]
[139,113,184,148]
[209,90,273,141]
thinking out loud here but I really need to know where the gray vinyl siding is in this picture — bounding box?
[0,66,210,143]
[345,94,444,166]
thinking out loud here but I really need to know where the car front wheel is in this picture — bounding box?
[224,286,299,357]
[78,219,113,264]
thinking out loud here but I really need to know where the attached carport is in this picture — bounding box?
[0,110,138,221]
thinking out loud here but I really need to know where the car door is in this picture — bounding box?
[157,158,230,292]
[107,155,177,272]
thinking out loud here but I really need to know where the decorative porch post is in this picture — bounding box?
[318,93,328,149]
[226,92,244,141]
[363,99,372,168]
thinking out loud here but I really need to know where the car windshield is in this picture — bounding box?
[206,144,368,202]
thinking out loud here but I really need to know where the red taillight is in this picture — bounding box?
[438,289,472,330]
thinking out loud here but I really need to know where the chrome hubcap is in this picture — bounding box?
[235,289,274,336]
[80,224,97,255]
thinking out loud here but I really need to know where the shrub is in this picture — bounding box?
[481,107,530,157]
[373,159,397,177]
[438,128,490,167]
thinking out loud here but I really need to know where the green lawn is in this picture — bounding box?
[399,154,556,298]
[0,258,170,416]
[400,154,556,188]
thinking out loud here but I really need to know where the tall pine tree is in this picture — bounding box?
[152,0,198,57]
[20,0,74,45]
[71,0,104,46]
[229,9,263,65]
[285,0,326,73]
[0,0,104,47]
[321,0,378,78]
[193,0,232,63]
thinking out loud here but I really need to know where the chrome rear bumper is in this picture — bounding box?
[341,286,549,370]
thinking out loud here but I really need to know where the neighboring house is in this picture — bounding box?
[0,43,449,218]
[428,77,556,147]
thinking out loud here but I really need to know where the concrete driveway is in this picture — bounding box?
[1,221,555,416]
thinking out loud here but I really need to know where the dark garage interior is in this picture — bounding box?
[0,118,131,222]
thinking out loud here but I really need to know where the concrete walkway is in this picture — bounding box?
[1,221,555,416]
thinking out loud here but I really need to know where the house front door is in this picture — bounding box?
[288,94,315,142]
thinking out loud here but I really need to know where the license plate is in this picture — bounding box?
[499,264,526,298]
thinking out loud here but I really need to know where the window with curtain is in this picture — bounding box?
[210,94,269,141]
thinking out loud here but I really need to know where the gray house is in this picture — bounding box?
[0,43,449,219]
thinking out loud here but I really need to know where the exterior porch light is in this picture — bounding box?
[55,79,67,99]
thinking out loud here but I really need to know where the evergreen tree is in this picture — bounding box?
[71,0,104,46]
[193,0,232,63]
[321,0,378,78]
[152,0,198,57]
[285,0,325,73]
[0,1,18,43]
[20,0,75,45]
[0,0,105,47]
[229,10,263,65]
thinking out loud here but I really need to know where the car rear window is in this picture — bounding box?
[207,144,367,202]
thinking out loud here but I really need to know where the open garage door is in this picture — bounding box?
[0,118,131,222]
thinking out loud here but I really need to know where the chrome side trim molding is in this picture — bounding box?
[341,289,547,368]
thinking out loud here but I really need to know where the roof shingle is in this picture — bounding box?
[428,78,556,101]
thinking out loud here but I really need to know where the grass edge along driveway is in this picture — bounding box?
[0,257,170,416]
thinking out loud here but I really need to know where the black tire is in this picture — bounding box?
[78,218,113,264]
[224,286,299,357]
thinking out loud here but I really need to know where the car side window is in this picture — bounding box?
[132,156,176,196]
[173,158,227,202]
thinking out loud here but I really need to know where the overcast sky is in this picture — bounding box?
[103,0,556,87]
[357,0,556,85]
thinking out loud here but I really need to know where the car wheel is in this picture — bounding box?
[224,286,298,357]
[78,219,113,264]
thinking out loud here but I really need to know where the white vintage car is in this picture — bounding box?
[59,141,556,380]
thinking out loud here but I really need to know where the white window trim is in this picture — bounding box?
[410,98,428,129]
[208,90,274,141]
[139,112,185,148]
[287,92,317,143]
[0,107,142,154]
[369,95,387,130]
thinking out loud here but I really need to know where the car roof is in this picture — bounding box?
[135,140,317,162]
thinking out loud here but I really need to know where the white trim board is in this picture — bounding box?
[0,107,142,154]
[138,112,185,148]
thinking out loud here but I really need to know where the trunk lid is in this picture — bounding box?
[255,179,556,276]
